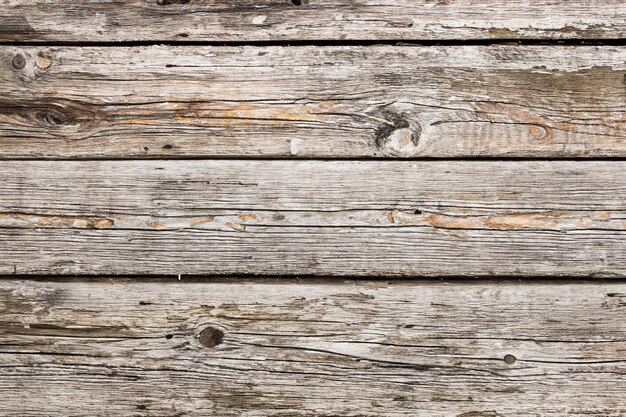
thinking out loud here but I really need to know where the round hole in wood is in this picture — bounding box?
[504,354,516,364]
[198,326,224,348]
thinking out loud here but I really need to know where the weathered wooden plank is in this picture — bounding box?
[2,45,626,158]
[2,1,626,42]
[1,279,625,416]
[1,160,624,276]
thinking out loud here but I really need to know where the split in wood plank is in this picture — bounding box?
[2,45,626,158]
[1,160,624,277]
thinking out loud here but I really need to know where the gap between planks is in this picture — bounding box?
[4,39,626,47]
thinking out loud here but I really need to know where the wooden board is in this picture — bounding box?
[1,279,625,416]
[2,45,626,159]
[1,160,624,277]
[2,1,626,42]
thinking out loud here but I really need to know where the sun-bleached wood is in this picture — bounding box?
[1,279,625,416]
[2,45,626,158]
[1,160,624,277]
[2,0,626,42]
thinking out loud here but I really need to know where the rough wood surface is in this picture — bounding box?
[2,0,626,42]
[1,279,625,416]
[2,45,626,158]
[1,160,624,277]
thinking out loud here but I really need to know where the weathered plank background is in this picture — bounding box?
[1,1,625,416]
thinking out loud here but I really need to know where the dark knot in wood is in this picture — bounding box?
[374,109,421,157]
[198,326,224,348]
[0,99,101,130]
[36,110,67,127]
[12,54,26,70]
[503,354,516,364]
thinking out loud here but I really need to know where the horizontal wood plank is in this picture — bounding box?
[2,45,626,158]
[1,279,625,416]
[1,160,624,277]
[2,1,626,42]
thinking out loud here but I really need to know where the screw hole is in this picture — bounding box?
[504,354,516,364]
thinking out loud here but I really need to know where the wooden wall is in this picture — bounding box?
[1,1,625,415]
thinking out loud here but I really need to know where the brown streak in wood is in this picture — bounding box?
[395,210,620,231]
[189,216,215,227]
[237,214,258,221]
[145,221,165,228]
[0,213,114,229]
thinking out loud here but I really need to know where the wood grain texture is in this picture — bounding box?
[2,0,626,42]
[1,160,624,277]
[2,45,626,158]
[1,279,625,416]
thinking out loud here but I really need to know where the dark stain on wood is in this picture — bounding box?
[0,16,33,37]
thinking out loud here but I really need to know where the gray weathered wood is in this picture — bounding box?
[2,0,626,42]
[1,278,625,416]
[2,45,626,158]
[1,160,624,276]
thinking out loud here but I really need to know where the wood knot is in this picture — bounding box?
[374,109,421,157]
[35,109,68,127]
[528,125,548,140]
[503,354,516,364]
[15,100,100,130]
[12,54,26,70]
[198,326,224,348]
